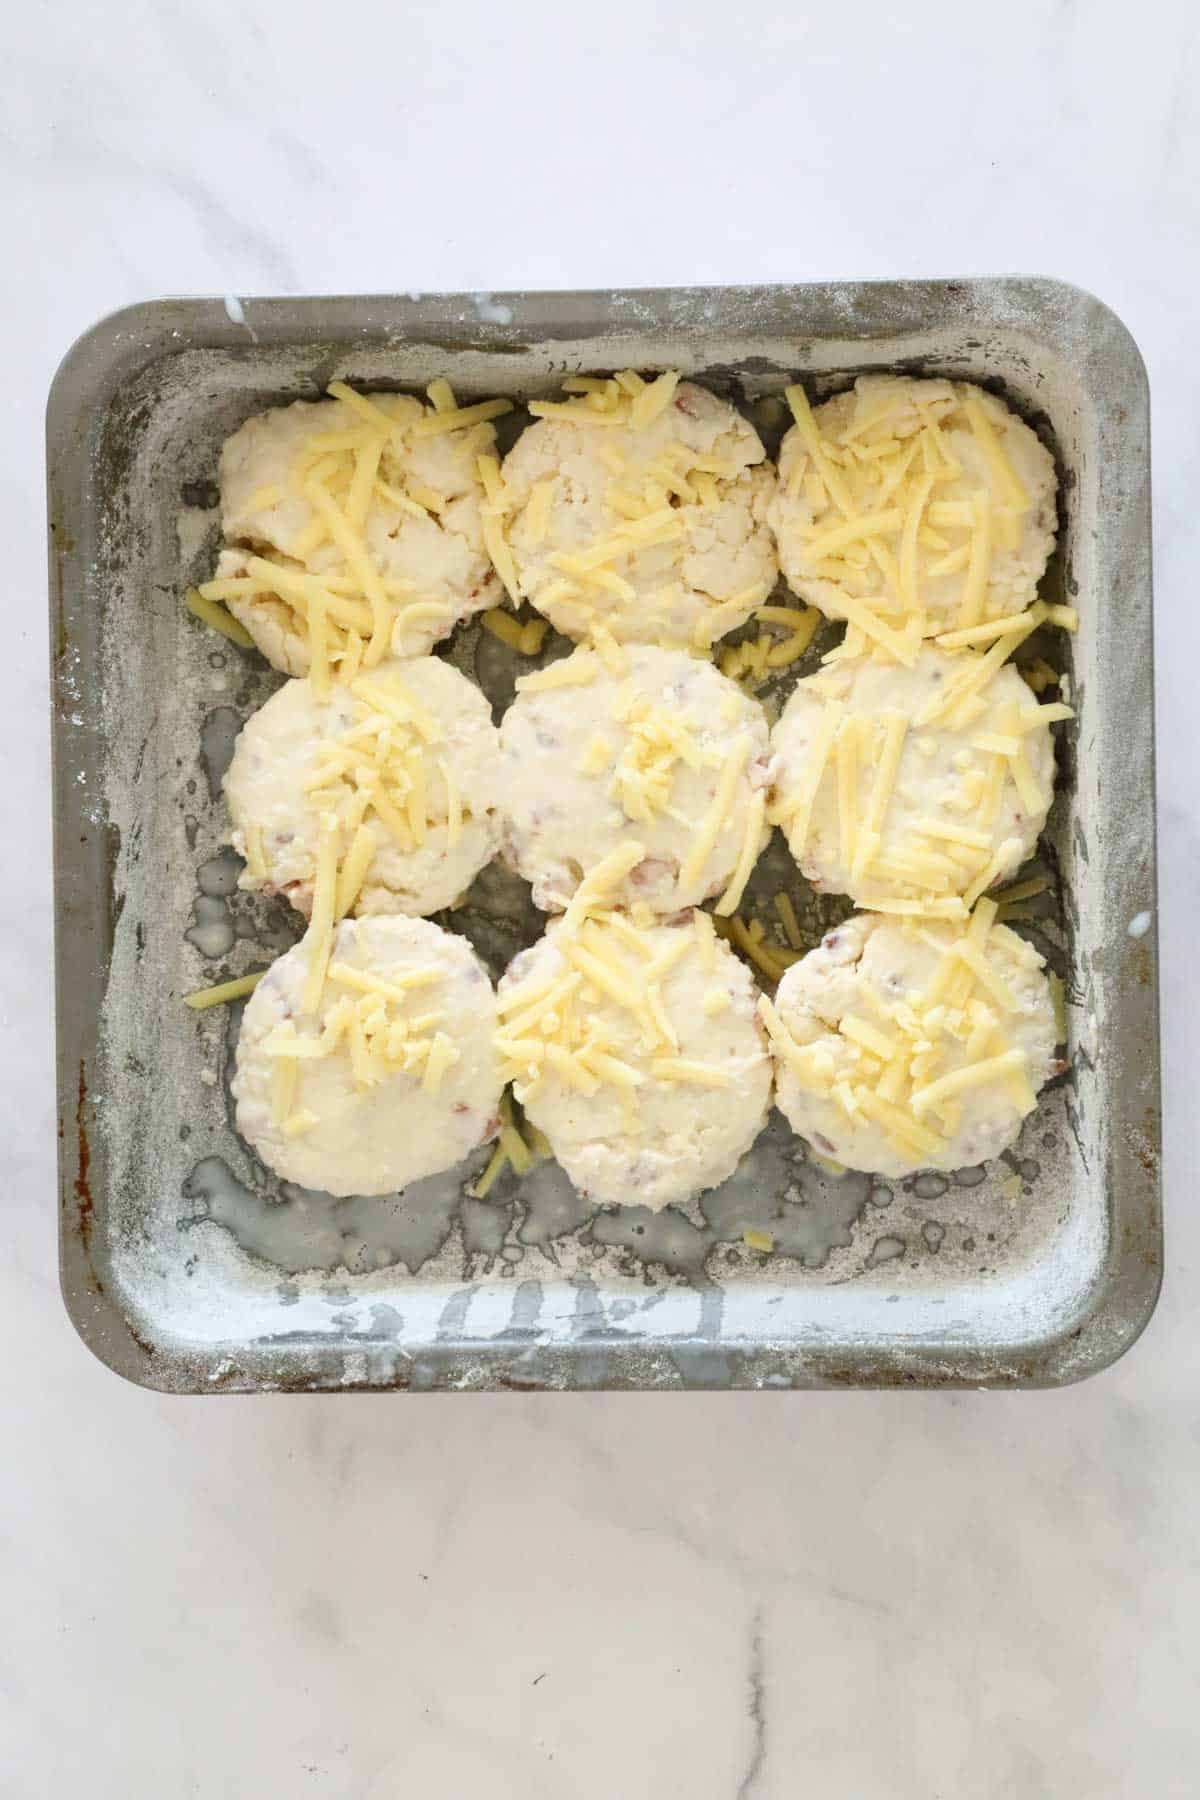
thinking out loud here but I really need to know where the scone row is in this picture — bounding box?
[195,369,1063,671]
[222,635,1071,933]
[226,889,1061,1207]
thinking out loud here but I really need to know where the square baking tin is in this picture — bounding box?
[48,279,1160,1391]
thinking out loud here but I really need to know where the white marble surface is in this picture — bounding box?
[3,0,1199,1793]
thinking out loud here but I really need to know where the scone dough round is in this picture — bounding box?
[769,645,1056,908]
[233,915,502,1197]
[216,391,503,672]
[497,914,772,1210]
[225,657,501,918]
[499,377,777,647]
[500,645,771,914]
[767,912,1058,1178]
[769,376,1057,637]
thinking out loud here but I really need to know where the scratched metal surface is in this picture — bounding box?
[47,281,1161,1392]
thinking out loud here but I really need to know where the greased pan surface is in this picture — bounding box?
[48,280,1160,1391]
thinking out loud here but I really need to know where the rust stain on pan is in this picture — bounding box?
[125,1318,158,1360]
[74,1061,95,1250]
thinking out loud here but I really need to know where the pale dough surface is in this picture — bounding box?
[219,393,501,670]
[500,645,771,914]
[771,913,1058,1178]
[233,916,502,1197]
[224,657,502,918]
[500,381,777,646]
[769,375,1057,634]
[498,916,772,1210]
[768,645,1056,906]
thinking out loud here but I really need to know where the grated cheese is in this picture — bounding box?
[630,369,681,429]
[326,381,401,436]
[743,1227,775,1253]
[184,969,267,1010]
[773,891,803,950]
[911,1048,1029,1116]
[681,735,750,890]
[524,479,555,544]
[517,656,599,694]
[853,711,908,882]
[726,916,790,980]
[185,587,255,648]
[299,821,340,1014]
[714,791,766,917]
[426,378,457,415]
[560,840,646,934]
[652,1057,730,1088]
[411,398,512,438]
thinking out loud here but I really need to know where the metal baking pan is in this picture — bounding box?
[48,279,1160,1392]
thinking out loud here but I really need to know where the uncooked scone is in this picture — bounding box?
[233,915,502,1196]
[224,657,501,919]
[768,645,1064,910]
[496,911,772,1210]
[769,375,1057,642]
[495,372,777,648]
[762,908,1059,1178]
[499,643,771,915]
[203,386,505,674]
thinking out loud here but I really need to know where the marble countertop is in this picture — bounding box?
[5,1,1199,1793]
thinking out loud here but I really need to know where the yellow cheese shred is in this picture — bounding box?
[185,588,255,648]
[411,398,512,438]
[994,875,1051,906]
[962,390,1028,510]
[524,479,555,545]
[773,891,803,950]
[426,378,457,414]
[911,1048,1030,1117]
[769,702,842,854]
[652,1058,730,1088]
[480,607,528,651]
[471,1140,510,1198]
[681,736,750,890]
[630,369,680,430]
[852,711,908,881]
[560,840,646,934]
[725,917,790,980]
[299,820,340,1014]
[183,969,267,1010]
[957,491,992,628]
[714,791,766,917]
[326,381,400,435]
[742,1227,775,1253]
[421,1031,460,1096]
[693,907,717,972]
[333,823,378,921]
[517,656,599,693]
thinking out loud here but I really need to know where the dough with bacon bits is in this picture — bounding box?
[499,644,771,915]
[496,373,777,648]
[762,909,1059,1178]
[225,657,501,919]
[496,913,771,1209]
[205,386,507,674]
[768,645,1061,910]
[769,376,1057,644]
[233,916,502,1196]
